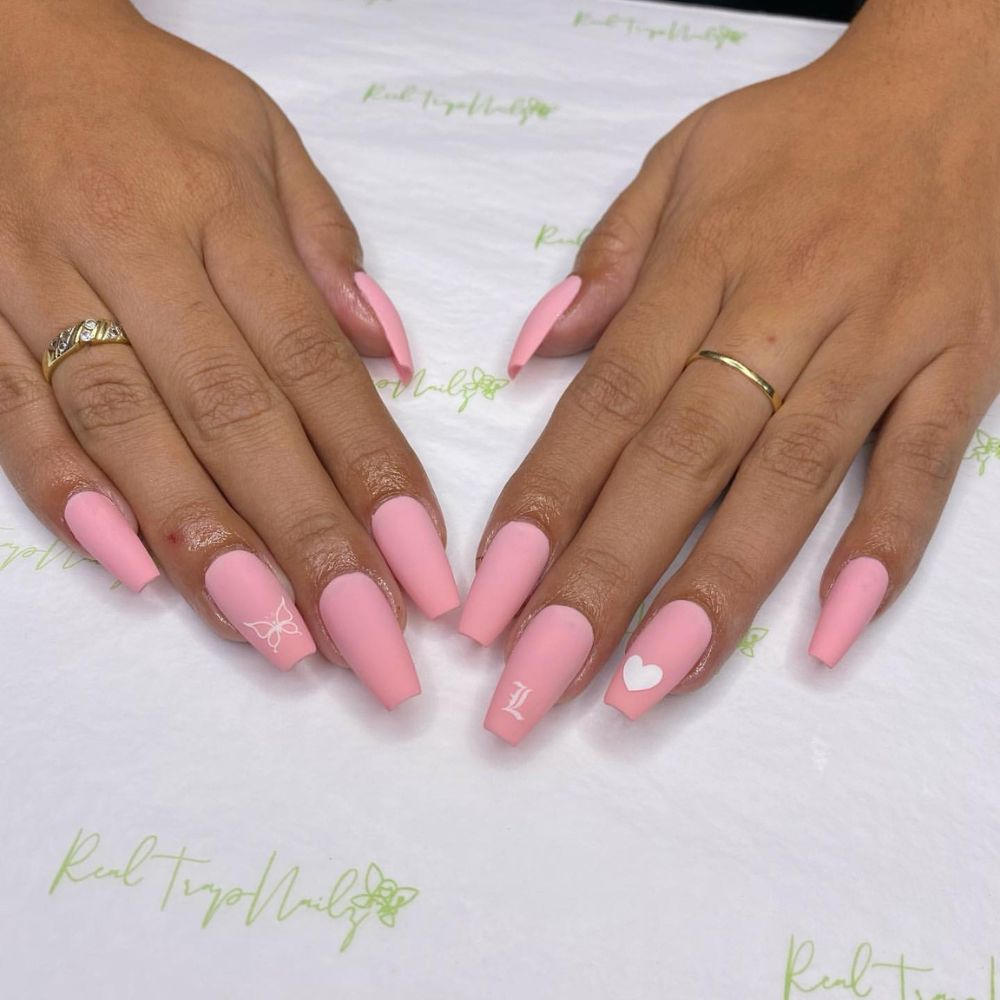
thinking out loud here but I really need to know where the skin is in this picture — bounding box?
[0,0,445,662]
[484,0,1000,699]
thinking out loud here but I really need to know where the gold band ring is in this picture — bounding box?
[42,319,130,383]
[684,349,783,413]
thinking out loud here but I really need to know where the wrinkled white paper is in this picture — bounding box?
[1,1,997,997]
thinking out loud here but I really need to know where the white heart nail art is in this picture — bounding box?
[622,654,663,692]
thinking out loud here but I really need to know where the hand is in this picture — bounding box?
[463,0,1000,743]
[0,1,459,706]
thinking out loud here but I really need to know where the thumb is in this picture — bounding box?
[507,117,697,379]
[266,97,414,383]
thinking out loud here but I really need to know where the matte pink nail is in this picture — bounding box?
[808,556,889,668]
[604,600,712,721]
[371,496,459,619]
[63,491,159,593]
[484,605,593,746]
[507,275,582,378]
[354,271,414,384]
[319,572,420,709]
[458,521,550,646]
[205,550,316,671]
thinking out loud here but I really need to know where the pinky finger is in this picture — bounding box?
[0,315,158,592]
[810,349,997,667]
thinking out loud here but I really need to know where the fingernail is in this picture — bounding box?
[808,556,889,668]
[371,496,459,619]
[604,600,712,721]
[205,550,316,671]
[319,572,420,709]
[63,491,159,593]
[458,521,549,646]
[354,271,414,384]
[484,605,593,746]
[507,274,582,379]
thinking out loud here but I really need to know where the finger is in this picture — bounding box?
[602,328,934,720]
[264,94,413,380]
[482,293,904,741]
[460,223,727,647]
[6,268,317,670]
[506,112,703,376]
[74,245,419,707]
[0,309,158,592]
[808,346,997,666]
[202,195,459,620]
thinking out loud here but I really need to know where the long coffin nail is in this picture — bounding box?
[63,491,159,593]
[507,274,582,379]
[354,271,414,384]
[604,600,712,721]
[319,572,420,709]
[808,556,889,667]
[205,550,316,671]
[458,521,549,646]
[371,496,459,619]
[484,605,593,746]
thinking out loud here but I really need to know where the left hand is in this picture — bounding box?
[459,0,1000,744]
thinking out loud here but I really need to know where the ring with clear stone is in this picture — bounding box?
[41,319,130,383]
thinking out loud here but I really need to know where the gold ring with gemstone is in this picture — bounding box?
[684,349,783,413]
[42,319,130,383]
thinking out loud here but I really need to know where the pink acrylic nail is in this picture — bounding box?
[354,271,414,384]
[808,556,889,668]
[371,495,459,619]
[205,550,316,671]
[507,275,582,379]
[319,572,420,709]
[458,521,550,646]
[604,600,712,721]
[484,605,593,746]
[63,491,159,593]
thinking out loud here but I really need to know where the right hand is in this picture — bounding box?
[0,1,458,707]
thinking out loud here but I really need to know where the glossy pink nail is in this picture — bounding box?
[319,572,420,709]
[458,521,549,646]
[484,605,593,746]
[604,600,712,721]
[507,275,582,378]
[205,550,315,671]
[371,496,459,619]
[355,271,414,384]
[63,491,158,593]
[808,556,889,668]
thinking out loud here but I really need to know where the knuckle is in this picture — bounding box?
[64,360,161,435]
[564,544,636,600]
[64,161,141,236]
[173,143,257,215]
[286,508,355,572]
[564,356,652,430]
[176,350,280,443]
[629,402,733,484]
[0,361,47,419]
[508,466,580,525]
[340,435,409,497]
[696,547,759,596]
[267,317,357,393]
[754,413,841,492]
[580,209,641,275]
[155,496,229,551]
[880,420,958,482]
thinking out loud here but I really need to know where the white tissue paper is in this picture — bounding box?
[1,1,997,997]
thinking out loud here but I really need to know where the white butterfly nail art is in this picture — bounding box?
[244,597,302,651]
